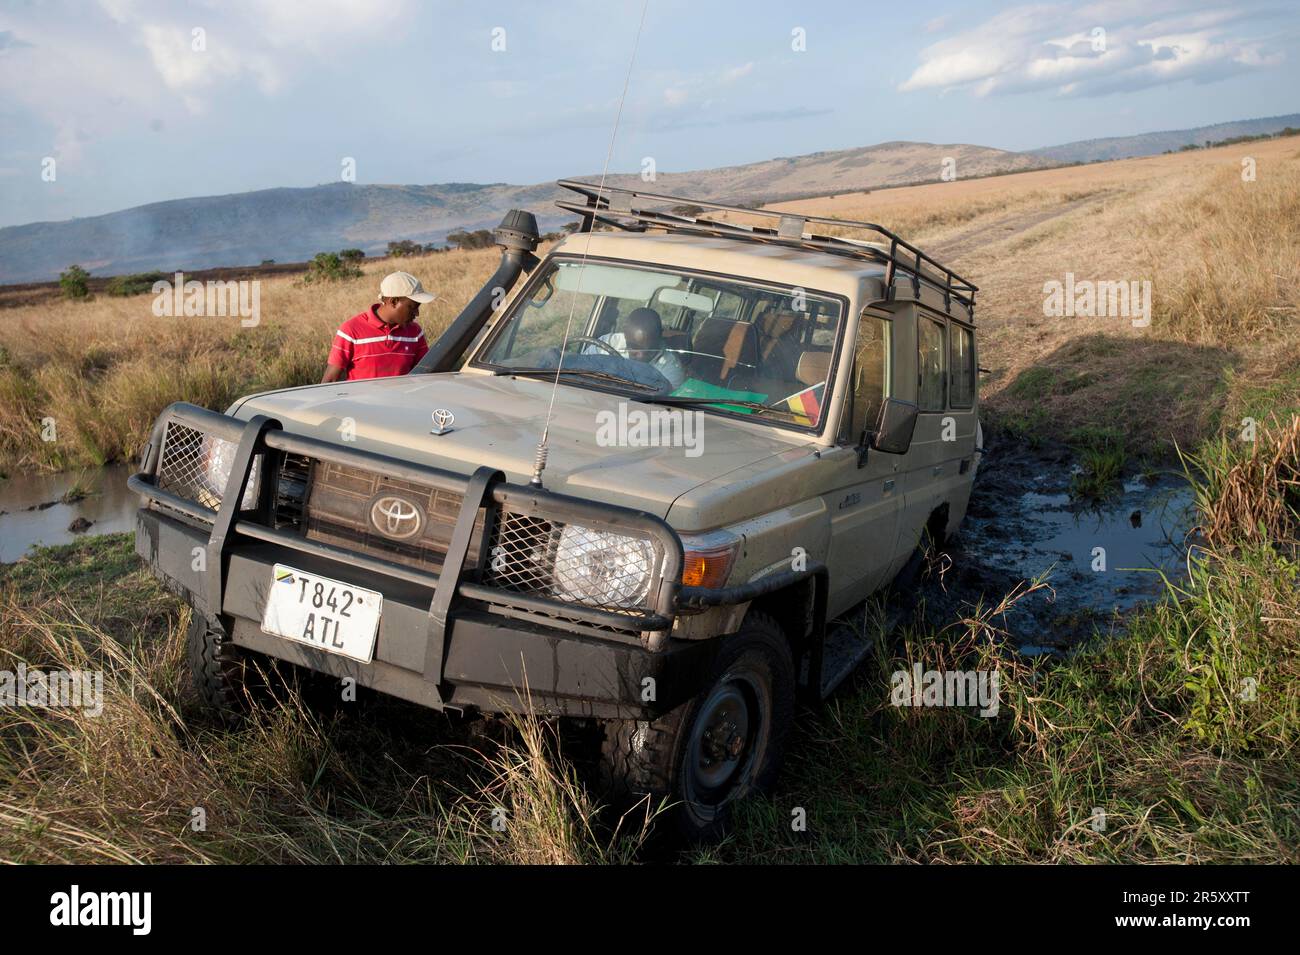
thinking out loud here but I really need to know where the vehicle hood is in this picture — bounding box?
[231,372,807,519]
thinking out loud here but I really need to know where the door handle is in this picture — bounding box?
[883,479,896,493]
[932,465,944,476]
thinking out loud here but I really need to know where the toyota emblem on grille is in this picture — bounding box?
[431,408,455,435]
[369,495,424,540]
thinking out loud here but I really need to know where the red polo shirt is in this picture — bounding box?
[327,305,429,380]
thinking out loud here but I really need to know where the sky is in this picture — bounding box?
[1,0,1297,227]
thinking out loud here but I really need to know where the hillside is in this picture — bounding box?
[1029,112,1300,163]
[0,141,1041,283]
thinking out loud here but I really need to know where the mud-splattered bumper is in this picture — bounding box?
[136,505,717,719]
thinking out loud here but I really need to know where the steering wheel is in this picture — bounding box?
[567,336,624,358]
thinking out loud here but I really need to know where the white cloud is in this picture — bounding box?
[723,62,754,83]
[899,2,1285,98]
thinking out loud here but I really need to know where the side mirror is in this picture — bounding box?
[858,397,919,465]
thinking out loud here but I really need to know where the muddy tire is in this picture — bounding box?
[186,611,297,726]
[599,612,794,842]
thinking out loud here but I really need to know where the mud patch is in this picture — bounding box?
[912,434,1196,652]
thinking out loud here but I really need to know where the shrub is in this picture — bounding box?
[105,271,169,297]
[59,265,91,301]
[386,240,428,257]
[302,252,363,284]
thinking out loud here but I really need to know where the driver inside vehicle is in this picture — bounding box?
[588,306,687,390]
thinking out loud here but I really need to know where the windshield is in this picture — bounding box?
[478,259,844,428]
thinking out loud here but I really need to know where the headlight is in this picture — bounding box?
[200,434,260,510]
[552,525,654,608]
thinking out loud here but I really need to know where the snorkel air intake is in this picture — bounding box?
[412,209,541,374]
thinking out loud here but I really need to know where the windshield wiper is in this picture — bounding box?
[492,367,661,391]
[644,395,806,421]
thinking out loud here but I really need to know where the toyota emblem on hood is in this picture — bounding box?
[431,408,455,435]
[369,494,425,541]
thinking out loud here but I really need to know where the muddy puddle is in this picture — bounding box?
[0,464,138,563]
[912,435,1198,654]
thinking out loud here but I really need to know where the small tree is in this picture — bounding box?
[339,248,366,263]
[446,229,494,251]
[59,265,91,300]
[303,251,363,284]
[387,239,424,257]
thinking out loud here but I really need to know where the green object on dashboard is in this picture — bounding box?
[670,378,769,414]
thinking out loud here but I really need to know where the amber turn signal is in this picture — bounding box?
[680,538,739,589]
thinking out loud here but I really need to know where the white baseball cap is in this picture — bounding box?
[379,271,437,304]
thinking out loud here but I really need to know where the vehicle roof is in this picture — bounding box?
[550,230,886,300]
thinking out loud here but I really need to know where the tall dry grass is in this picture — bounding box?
[1144,164,1300,346]
[0,592,652,863]
[0,248,503,472]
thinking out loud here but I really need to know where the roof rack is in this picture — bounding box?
[555,178,977,314]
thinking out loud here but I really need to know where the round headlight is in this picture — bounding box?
[201,434,260,510]
[552,525,655,608]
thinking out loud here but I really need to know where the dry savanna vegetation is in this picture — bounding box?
[1,138,1297,863]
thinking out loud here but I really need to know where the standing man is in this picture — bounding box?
[322,271,435,382]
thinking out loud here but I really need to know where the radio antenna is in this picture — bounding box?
[531,0,650,488]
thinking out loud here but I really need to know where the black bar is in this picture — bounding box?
[262,429,466,493]
[459,582,672,633]
[232,520,442,588]
[424,466,504,690]
[127,473,215,522]
[206,415,279,612]
[677,561,827,608]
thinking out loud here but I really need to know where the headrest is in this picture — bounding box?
[795,350,833,386]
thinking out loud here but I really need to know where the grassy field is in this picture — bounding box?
[1,138,1298,862]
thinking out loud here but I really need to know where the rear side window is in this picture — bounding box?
[917,317,945,411]
[950,325,975,407]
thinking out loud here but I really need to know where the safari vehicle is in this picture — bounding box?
[130,180,982,839]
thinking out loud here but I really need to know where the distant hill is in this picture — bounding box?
[1029,113,1300,164]
[0,141,1042,283]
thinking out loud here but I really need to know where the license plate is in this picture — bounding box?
[261,564,382,663]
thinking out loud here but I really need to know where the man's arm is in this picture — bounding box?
[324,326,353,382]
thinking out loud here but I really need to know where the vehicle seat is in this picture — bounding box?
[688,318,759,385]
[753,305,802,380]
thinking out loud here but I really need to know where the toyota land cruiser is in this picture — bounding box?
[131,180,982,840]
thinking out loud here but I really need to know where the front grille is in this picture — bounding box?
[274,453,312,530]
[301,461,478,573]
[156,421,219,511]
[484,510,656,611]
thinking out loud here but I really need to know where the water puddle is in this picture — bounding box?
[965,475,1195,612]
[927,437,1199,652]
[0,464,138,563]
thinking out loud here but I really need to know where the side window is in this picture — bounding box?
[850,314,891,438]
[950,324,975,408]
[917,317,946,411]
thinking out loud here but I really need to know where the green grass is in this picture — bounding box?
[689,530,1298,863]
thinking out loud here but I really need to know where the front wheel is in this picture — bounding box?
[599,612,794,841]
